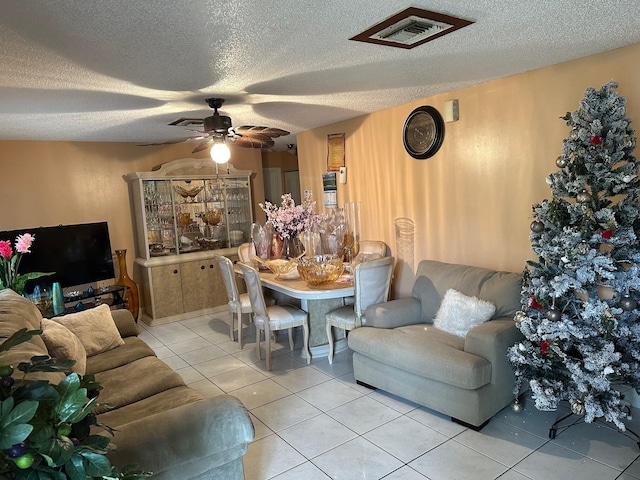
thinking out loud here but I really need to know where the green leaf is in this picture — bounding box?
[15,379,59,402]
[0,328,42,353]
[0,423,33,449]
[0,397,14,422]
[0,399,38,428]
[56,390,87,423]
[65,396,98,424]
[17,356,76,374]
[78,450,113,477]
[64,453,87,480]
[78,434,110,452]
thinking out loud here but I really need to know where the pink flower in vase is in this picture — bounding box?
[15,233,35,253]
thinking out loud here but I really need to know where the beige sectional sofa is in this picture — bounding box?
[348,259,523,429]
[0,288,254,479]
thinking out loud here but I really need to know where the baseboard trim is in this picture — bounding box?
[451,417,490,431]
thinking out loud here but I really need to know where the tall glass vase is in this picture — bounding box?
[115,249,140,321]
[344,202,362,262]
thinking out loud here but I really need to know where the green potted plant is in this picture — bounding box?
[0,328,151,479]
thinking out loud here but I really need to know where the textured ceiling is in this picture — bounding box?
[0,1,639,150]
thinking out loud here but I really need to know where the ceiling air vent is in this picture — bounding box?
[350,7,474,49]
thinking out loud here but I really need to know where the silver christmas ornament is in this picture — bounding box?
[571,400,586,416]
[530,220,545,233]
[546,308,561,322]
[511,399,523,413]
[575,242,590,255]
[620,297,637,311]
[555,156,568,168]
[576,190,592,204]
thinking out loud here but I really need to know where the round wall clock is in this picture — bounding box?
[402,106,445,159]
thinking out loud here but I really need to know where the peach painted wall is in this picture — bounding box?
[0,141,264,282]
[297,42,640,297]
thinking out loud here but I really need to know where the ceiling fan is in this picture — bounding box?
[140,98,290,153]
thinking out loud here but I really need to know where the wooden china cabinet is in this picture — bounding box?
[125,158,254,325]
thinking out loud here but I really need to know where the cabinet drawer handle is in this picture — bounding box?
[173,269,178,274]
[209,264,214,269]
[201,265,205,270]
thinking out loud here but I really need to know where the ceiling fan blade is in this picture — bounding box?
[137,138,187,147]
[233,135,275,148]
[191,139,213,153]
[235,126,290,138]
[257,127,290,138]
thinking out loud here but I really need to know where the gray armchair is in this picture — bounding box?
[348,259,523,429]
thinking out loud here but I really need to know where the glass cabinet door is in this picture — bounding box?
[172,179,207,254]
[223,178,252,247]
[143,179,176,257]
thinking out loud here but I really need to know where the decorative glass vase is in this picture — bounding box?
[115,249,140,321]
[271,234,304,259]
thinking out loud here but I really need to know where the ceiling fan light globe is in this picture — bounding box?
[210,143,231,164]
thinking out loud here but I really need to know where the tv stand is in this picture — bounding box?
[44,285,128,318]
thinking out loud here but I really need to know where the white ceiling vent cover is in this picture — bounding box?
[373,17,452,45]
[350,7,474,49]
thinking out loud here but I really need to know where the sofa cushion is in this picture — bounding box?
[54,304,125,356]
[92,356,185,414]
[478,270,523,319]
[41,319,87,375]
[85,337,156,375]
[97,386,205,429]
[411,260,522,322]
[434,289,496,337]
[348,324,491,389]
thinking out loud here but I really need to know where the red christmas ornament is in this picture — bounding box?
[590,135,602,145]
[600,227,614,239]
[541,340,550,355]
[529,294,544,310]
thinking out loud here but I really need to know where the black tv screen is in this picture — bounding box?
[0,222,115,292]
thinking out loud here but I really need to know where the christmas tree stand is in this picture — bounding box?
[548,403,640,449]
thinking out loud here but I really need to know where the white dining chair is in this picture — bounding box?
[237,242,255,264]
[354,240,388,262]
[214,254,255,349]
[239,263,311,370]
[325,256,394,364]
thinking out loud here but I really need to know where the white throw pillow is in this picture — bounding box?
[434,289,496,337]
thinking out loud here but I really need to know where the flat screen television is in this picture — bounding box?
[0,222,115,292]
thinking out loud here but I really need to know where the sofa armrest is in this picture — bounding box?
[464,319,523,382]
[364,298,423,328]
[106,395,254,475]
[110,309,139,338]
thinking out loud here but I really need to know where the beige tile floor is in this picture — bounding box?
[138,312,640,480]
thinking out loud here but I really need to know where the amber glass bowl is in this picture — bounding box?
[297,254,344,286]
[253,257,299,279]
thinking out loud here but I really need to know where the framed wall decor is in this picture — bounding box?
[327,133,345,171]
[403,106,445,159]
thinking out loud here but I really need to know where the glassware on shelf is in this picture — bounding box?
[31,284,52,314]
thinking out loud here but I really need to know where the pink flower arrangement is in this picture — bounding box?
[0,233,52,293]
[259,193,318,239]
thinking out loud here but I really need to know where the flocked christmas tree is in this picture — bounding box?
[508,81,640,431]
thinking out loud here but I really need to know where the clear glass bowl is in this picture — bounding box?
[297,254,344,286]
